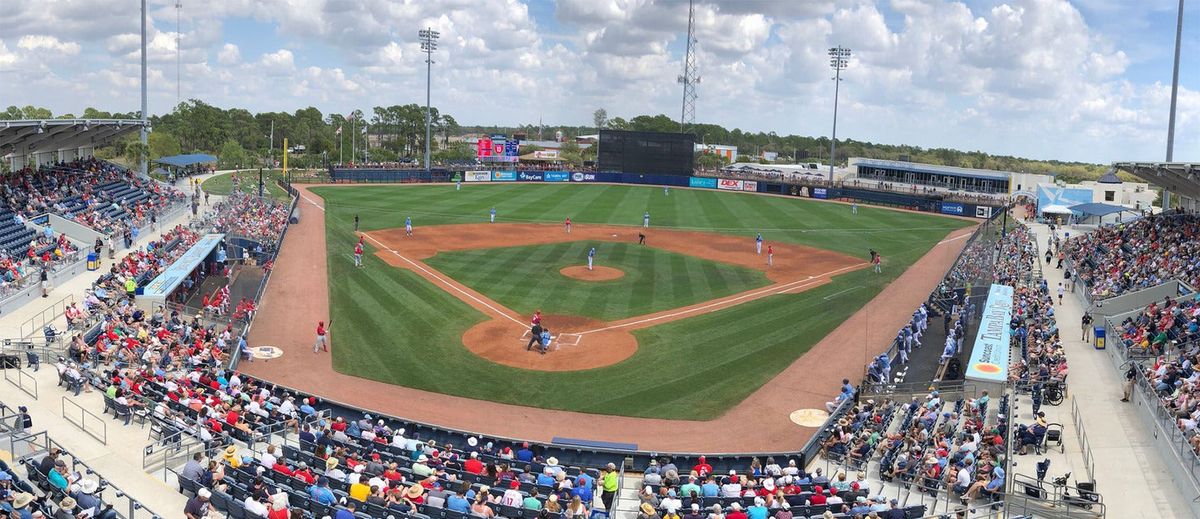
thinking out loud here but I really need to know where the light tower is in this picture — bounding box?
[827,46,851,181]
[419,28,440,172]
[677,0,700,133]
[1163,0,1185,209]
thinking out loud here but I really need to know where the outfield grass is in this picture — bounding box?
[316,183,973,418]
[202,170,291,201]
[424,242,770,321]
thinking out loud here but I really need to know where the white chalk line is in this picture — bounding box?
[822,285,864,300]
[937,233,972,245]
[300,190,526,328]
[579,262,868,335]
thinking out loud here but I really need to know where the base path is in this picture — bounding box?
[243,185,976,453]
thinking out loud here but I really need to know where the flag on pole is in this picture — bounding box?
[335,126,342,135]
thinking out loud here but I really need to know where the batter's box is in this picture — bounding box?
[557,333,582,347]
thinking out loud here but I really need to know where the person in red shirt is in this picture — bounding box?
[273,460,295,477]
[354,242,363,268]
[314,321,328,353]
[767,244,774,267]
[808,486,827,505]
[692,456,712,477]
[293,463,315,485]
[564,217,571,234]
[531,311,542,327]
[463,452,484,475]
[725,502,748,519]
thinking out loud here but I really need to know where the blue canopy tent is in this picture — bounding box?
[155,154,217,167]
[1068,202,1139,225]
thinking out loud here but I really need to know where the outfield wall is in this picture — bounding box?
[328,167,1003,218]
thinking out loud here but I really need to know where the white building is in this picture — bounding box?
[695,143,738,162]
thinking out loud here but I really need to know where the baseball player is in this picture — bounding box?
[490,207,496,223]
[354,214,360,232]
[353,241,363,267]
[539,328,553,354]
[767,244,774,266]
[456,180,461,191]
[587,247,596,271]
[638,232,646,245]
[851,202,858,215]
[314,321,328,353]
[664,186,669,196]
[564,217,572,234]
[755,233,763,255]
[405,216,413,237]
[643,211,650,228]
[873,253,882,273]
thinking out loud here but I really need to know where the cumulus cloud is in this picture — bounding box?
[217,43,241,65]
[17,35,81,55]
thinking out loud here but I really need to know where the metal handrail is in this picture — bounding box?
[3,366,37,399]
[60,395,107,444]
[18,293,74,338]
[1069,396,1095,482]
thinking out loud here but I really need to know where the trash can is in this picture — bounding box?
[86,252,98,271]
[1094,326,1106,350]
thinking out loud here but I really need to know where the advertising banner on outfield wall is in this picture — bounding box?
[940,202,965,215]
[517,171,543,181]
[812,187,828,199]
[976,206,993,218]
[688,177,718,189]
[465,171,491,182]
[965,284,1014,383]
[742,181,758,191]
[571,172,597,182]
[544,172,570,182]
[492,171,517,182]
[718,179,744,191]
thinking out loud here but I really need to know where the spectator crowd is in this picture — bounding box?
[1064,212,1200,299]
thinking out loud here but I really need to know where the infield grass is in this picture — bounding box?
[314,183,972,418]
[424,242,770,321]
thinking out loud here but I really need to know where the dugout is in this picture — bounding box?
[137,233,225,312]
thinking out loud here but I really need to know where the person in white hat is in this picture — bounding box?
[184,487,211,519]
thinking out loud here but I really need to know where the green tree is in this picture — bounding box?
[593,108,608,132]
[218,140,249,169]
[148,131,182,159]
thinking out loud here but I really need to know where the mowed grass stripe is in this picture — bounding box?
[312,184,972,418]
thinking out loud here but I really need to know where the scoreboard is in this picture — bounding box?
[477,135,519,162]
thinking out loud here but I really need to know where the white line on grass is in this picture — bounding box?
[822,286,864,300]
[579,263,867,334]
[300,190,527,328]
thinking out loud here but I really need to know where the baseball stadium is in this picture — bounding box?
[0,1,1198,519]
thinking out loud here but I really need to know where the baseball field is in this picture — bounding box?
[294,183,972,420]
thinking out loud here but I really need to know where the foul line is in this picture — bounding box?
[579,263,868,335]
[822,285,864,300]
[299,190,527,328]
[938,233,972,245]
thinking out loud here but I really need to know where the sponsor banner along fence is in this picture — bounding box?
[964,283,1013,383]
[571,172,597,182]
[517,171,543,181]
[689,177,718,189]
[544,171,570,182]
[812,187,828,199]
[718,179,744,191]
[940,202,965,215]
[742,181,758,192]
[491,171,517,182]
[464,171,492,182]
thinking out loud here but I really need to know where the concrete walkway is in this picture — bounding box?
[1024,220,1190,517]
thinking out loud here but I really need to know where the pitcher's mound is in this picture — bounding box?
[560,265,625,281]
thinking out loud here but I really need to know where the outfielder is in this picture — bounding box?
[643,211,650,228]
[755,233,763,254]
[851,202,858,214]
[353,241,363,267]
[456,180,461,191]
[405,216,413,237]
[587,247,596,271]
[490,207,496,223]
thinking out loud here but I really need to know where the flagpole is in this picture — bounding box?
[352,114,357,166]
[338,124,343,165]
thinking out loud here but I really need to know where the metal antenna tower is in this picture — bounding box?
[176,0,182,104]
[677,0,700,132]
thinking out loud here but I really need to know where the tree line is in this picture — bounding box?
[3,103,1111,182]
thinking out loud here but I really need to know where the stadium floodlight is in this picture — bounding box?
[419,28,440,172]
[827,46,851,181]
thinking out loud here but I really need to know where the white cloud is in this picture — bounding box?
[17,35,81,55]
[258,49,295,75]
[217,43,241,65]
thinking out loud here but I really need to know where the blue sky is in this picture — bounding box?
[0,0,1195,164]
